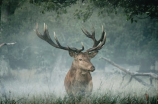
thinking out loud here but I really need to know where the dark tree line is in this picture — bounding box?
[1,0,158,22]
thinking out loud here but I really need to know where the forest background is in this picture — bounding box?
[1,0,158,72]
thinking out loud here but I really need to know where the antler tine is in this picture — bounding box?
[44,24,52,41]
[91,26,95,37]
[87,31,106,52]
[54,32,62,47]
[81,28,98,47]
[81,28,92,38]
[97,25,105,43]
[80,42,84,51]
[36,23,58,47]
[36,23,44,40]
[67,42,84,52]
[54,31,84,52]
[35,23,84,53]
[81,26,106,52]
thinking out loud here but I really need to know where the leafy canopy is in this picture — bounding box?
[29,0,158,22]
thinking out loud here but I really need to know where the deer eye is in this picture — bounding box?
[79,59,82,61]
[88,52,91,55]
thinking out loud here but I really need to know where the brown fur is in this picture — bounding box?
[64,51,97,97]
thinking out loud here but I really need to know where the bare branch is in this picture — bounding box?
[0,42,16,48]
[120,74,127,85]
[100,57,158,87]
[123,76,133,88]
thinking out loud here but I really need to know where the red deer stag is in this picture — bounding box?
[35,23,106,97]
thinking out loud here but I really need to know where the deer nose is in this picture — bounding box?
[91,66,95,72]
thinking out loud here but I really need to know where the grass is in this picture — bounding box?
[0,93,158,104]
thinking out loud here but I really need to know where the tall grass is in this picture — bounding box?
[0,93,157,104]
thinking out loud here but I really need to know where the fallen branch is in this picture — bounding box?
[100,57,158,87]
[0,42,16,48]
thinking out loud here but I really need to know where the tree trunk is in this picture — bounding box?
[1,5,11,23]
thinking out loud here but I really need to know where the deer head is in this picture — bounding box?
[35,23,106,73]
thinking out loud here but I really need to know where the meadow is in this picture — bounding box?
[0,63,157,104]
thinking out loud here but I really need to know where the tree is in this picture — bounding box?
[1,0,158,22]
[91,0,158,21]
[1,0,25,22]
[28,0,158,22]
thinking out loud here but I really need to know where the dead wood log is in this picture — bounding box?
[100,57,158,87]
[0,42,16,48]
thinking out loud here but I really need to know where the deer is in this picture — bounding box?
[35,23,106,98]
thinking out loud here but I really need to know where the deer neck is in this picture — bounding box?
[70,61,90,81]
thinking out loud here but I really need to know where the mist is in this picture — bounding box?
[1,1,158,101]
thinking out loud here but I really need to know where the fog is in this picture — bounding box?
[0,56,157,99]
[0,1,158,100]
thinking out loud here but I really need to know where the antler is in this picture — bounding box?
[35,23,84,53]
[81,26,106,52]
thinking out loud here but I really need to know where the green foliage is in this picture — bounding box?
[2,0,25,15]
[73,4,94,22]
[29,0,77,16]
[28,0,158,22]
[90,0,158,21]
[2,0,158,23]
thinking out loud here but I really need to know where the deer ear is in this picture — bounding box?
[69,51,77,57]
[88,51,98,58]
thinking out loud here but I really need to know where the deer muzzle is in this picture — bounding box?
[90,66,95,72]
